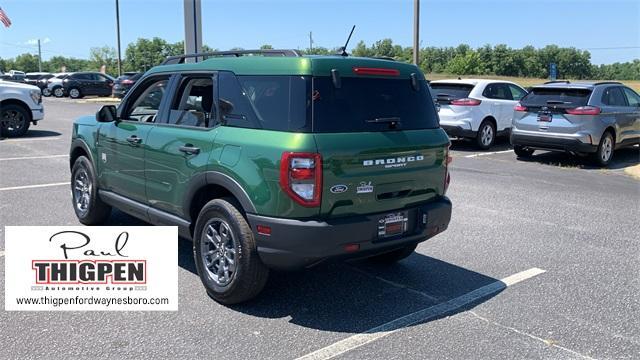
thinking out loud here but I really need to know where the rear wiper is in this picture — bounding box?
[436,93,452,97]
[546,100,570,105]
[366,117,401,129]
[366,117,401,124]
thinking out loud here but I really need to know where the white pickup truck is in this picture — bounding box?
[0,79,45,137]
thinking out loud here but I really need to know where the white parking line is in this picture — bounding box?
[0,154,68,161]
[0,137,60,143]
[0,182,69,192]
[0,251,4,257]
[465,150,513,158]
[296,267,546,360]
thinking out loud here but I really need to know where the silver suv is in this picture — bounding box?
[510,81,640,166]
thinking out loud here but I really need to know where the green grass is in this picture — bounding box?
[426,73,640,92]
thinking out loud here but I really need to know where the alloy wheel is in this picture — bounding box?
[201,218,237,287]
[481,124,494,146]
[601,135,613,162]
[73,168,91,215]
[1,110,26,133]
[69,88,80,98]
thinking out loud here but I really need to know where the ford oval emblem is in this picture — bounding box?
[330,184,348,194]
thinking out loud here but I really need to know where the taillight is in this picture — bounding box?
[279,152,322,207]
[444,146,452,195]
[514,103,527,112]
[352,67,400,76]
[566,106,601,115]
[451,98,481,106]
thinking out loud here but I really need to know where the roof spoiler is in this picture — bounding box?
[161,49,302,65]
[543,80,570,84]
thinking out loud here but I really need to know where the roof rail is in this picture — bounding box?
[593,81,622,86]
[543,80,570,84]
[161,49,302,65]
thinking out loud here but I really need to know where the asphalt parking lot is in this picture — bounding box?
[1,97,639,359]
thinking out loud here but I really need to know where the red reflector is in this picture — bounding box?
[566,106,601,115]
[344,244,360,253]
[514,104,527,112]
[451,98,482,106]
[352,67,400,76]
[257,225,271,236]
[290,167,314,180]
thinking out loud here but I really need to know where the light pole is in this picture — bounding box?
[115,0,122,76]
[37,39,42,72]
[413,0,420,65]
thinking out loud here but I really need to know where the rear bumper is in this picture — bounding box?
[441,125,476,138]
[510,132,597,153]
[247,196,452,270]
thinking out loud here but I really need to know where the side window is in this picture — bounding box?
[602,87,628,106]
[218,71,260,129]
[483,83,512,100]
[167,76,215,128]
[123,77,169,122]
[622,87,640,107]
[508,84,527,101]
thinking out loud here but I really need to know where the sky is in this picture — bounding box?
[0,0,638,65]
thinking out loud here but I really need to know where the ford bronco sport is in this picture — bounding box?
[69,50,452,304]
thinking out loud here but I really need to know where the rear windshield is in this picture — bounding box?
[312,77,439,132]
[521,87,592,107]
[430,83,474,100]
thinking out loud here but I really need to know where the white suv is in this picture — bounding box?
[431,79,528,149]
[0,80,45,137]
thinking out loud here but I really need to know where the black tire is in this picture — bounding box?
[53,86,65,98]
[513,145,534,158]
[368,244,417,264]
[476,120,496,150]
[42,88,52,97]
[0,104,31,137]
[68,87,83,99]
[591,131,615,167]
[193,198,269,304]
[71,156,111,224]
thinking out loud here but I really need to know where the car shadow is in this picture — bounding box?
[0,129,62,140]
[104,210,504,333]
[517,145,639,171]
[449,137,512,153]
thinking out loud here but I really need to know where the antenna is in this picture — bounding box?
[338,25,356,57]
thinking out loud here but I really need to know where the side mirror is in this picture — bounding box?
[96,105,118,123]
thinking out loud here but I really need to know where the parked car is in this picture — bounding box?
[61,72,115,98]
[1,70,26,83]
[69,49,453,304]
[511,81,640,166]
[112,72,142,98]
[24,72,54,90]
[431,79,528,149]
[0,79,44,137]
[43,73,70,97]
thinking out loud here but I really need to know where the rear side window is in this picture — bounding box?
[168,76,215,128]
[601,87,628,106]
[430,83,474,101]
[508,84,527,101]
[218,72,311,131]
[312,77,438,132]
[622,87,640,107]
[521,87,592,107]
[483,83,513,100]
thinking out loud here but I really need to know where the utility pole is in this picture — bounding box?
[413,0,420,65]
[309,31,313,53]
[115,0,122,76]
[37,39,42,72]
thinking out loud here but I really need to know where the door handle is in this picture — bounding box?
[179,144,200,155]
[126,135,142,145]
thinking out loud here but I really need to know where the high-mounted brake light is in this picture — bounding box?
[451,98,482,106]
[566,106,601,115]
[279,152,322,207]
[514,103,527,112]
[352,67,400,76]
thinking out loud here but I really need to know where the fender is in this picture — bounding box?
[69,138,96,170]
[182,171,257,221]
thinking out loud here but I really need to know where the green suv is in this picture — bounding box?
[69,50,452,303]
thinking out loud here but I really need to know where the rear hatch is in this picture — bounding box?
[311,75,449,219]
[515,86,594,134]
[430,82,476,119]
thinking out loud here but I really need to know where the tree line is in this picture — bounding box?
[1,37,637,80]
